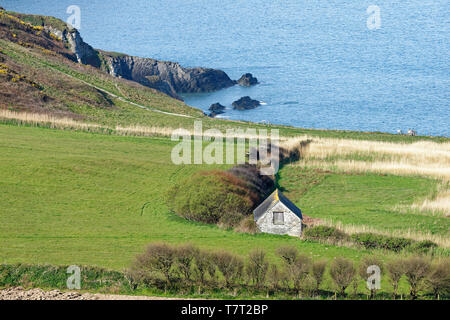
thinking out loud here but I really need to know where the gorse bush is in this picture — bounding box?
[351,233,413,252]
[303,226,349,243]
[227,164,275,201]
[410,240,438,255]
[167,170,258,227]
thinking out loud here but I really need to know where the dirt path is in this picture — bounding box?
[0,287,189,300]
[47,63,195,119]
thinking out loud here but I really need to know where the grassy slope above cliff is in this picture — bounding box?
[0,10,204,122]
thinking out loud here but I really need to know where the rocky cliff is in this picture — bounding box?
[99,53,236,99]
[49,23,235,99]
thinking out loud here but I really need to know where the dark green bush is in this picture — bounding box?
[303,226,349,243]
[410,240,438,254]
[167,170,258,227]
[351,233,413,252]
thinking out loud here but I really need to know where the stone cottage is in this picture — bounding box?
[253,189,303,237]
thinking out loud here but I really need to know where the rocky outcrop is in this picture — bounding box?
[208,103,226,117]
[237,73,258,87]
[99,53,235,99]
[46,26,101,68]
[43,21,238,99]
[232,96,260,111]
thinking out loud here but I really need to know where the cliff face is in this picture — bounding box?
[100,53,236,99]
[51,24,235,99]
[45,26,101,67]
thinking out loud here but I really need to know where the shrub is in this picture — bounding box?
[234,215,258,234]
[410,240,438,255]
[383,237,414,252]
[303,226,349,243]
[175,244,198,282]
[276,245,298,266]
[167,170,258,227]
[227,164,275,201]
[192,249,213,292]
[426,258,450,299]
[246,249,269,289]
[351,233,413,252]
[267,264,283,294]
[386,258,405,299]
[329,257,356,297]
[311,260,327,293]
[213,250,244,288]
[403,256,431,299]
[129,243,177,290]
[358,256,384,299]
[292,254,312,296]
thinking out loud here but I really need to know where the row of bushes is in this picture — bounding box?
[303,226,439,254]
[128,243,450,299]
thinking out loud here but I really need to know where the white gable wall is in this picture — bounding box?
[255,202,302,237]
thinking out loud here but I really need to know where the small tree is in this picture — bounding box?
[192,249,213,293]
[426,258,450,300]
[246,249,269,289]
[403,256,431,299]
[329,257,355,297]
[213,250,244,289]
[386,258,404,299]
[276,245,298,266]
[311,260,327,294]
[131,243,176,292]
[267,264,283,296]
[358,256,384,299]
[176,244,198,283]
[292,254,312,297]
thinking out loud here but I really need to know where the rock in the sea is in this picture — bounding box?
[99,54,236,99]
[209,103,226,115]
[232,96,260,111]
[237,73,258,87]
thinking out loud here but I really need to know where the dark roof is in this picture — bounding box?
[253,189,302,221]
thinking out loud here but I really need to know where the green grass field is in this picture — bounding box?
[278,166,448,238]
[0,124,377,271]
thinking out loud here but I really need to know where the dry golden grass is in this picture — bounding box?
[284,135,450,220]
[0,109,286,140]
[0,109,103,131]
[410,187,450,217]
[316,219,450,248]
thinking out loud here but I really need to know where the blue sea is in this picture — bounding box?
[3,0,449,136]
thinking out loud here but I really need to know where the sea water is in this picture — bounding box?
[3,0,449,136]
